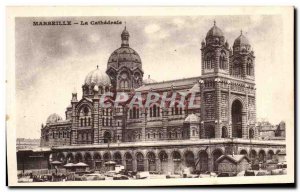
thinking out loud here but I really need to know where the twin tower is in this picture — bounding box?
[199,21,256,140]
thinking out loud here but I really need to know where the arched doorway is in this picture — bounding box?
[198,151,208,173]
[66,153,74,163]
[267,150,274,160]
[103,152,111,163]
[240,149,248,156]
[249,128,254,139]
[212,149,223,171]
[205,125,215,138]
[159,151,168,174]
[258,150,266,162]
[232,100,243,138]
[172,151,182,174]
[103,131,112,143]
[93,153,102,170]
[221,126,228,138]
[147,152,156,172]
[125,153,133,171]
[57,153,66,164]
[75,153,83,163]
[136,153,144,172]
[185,151,195,172]
[84,153,92,168]
[113,152,122,165]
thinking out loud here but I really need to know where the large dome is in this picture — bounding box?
[84,67,111,86]
[46,113,62,124]
[107,27,142,72]
[107,47,142,70]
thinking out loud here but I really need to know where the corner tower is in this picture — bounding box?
[201,21,230,76]
[200,22,257,141]
[106,26,144,92]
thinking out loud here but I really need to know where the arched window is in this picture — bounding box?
[120,80,129,89]
[192,130,195,136]
[249,128,254,139]
[175,103,179,115]
[150,108,153,117]
[205,53,214,69]
[246,59,253,76]
[147,133,150,139]
[153,105,157,117]
[137,108,139,118]
[88,118,91,126]
[80,119,83,127]
[159,132,162,138]
[219,52,226,69]
[84,118,87,126]
[221,126,228,138]
[132,108,136,119]
[153,133,156,138]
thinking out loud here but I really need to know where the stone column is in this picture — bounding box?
[162,108,168,140]
[93,95,100,144]
[242,111,248,139]
[228,81,232,138]
[132,155,137,172]
[141,108,147,141]
[215,78,221,138]
[71,93,78,145]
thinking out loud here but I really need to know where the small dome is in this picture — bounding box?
[143,75,156,84]
[84,67,111,86]
[233,31,250,47]
[121,27,130,37]
[46,113,62,124]
[206,21,224,39]
[184,113,199,123]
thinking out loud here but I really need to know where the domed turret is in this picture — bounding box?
[233,30,251,53]
[84,66,111,86]
[205,21,225,46]
[46,113,62,124]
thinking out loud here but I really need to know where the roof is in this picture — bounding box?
[84,67,111,86]
[233,33,250,47]
[74,162,88,167]
[206,23,224,39]
[135,76,200,92]
[46,113,63,124]
[184,113,199,123]
[216,155,250,164]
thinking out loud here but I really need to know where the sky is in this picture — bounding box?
[15,15,293,139]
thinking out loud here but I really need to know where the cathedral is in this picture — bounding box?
[37,22,285,173]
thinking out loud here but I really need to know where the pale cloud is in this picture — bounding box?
[144,24,161,34]
[172,18,185,28]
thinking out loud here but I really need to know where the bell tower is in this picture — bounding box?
[200,22,257,140]
[201,21,230,76]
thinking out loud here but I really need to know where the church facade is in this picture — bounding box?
[37,22,285,174]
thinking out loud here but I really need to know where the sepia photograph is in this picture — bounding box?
[6,6,294,186]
